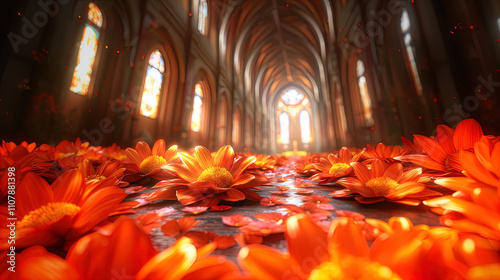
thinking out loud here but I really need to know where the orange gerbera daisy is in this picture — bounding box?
[124,139,178,182]
[334,160,441,205]
[424,182,499,243]
[238,214,402,280]
[294,154,323,177]
[310,147,364,184]
[461,136,500,188]
[361,143,409,163]
[2,218,240,280]
[0,141,36,156]
[396,118,483,172]
[424,137,500,245]
[247,154,276,171]
[150,145,268,207]
[78,159,128,187]
[100,143,128,161]
[0,170,128,250]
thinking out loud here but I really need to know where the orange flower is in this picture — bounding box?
[0,170,128,250]
[54,138,89,159]
[248,154,276,171]
[150,145,268,207]
[3,218,240,280]
[0,140,36,156]
[238,214,402,280]
[361,143,409,163]
[461,136,500,188]
[424,137,500,246]
[78,159,128,187]
[294,155,321,177]
[334,160,441,205]
[239,214,500,280]
[124,139,178,181]
[396,118,483,172]
[311,147,364,184]
[100,143,127,161]
[370,223,500,280]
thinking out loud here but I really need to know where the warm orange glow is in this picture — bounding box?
[140,50,165,119]
[191,83,203,132]
[69,4,103,95]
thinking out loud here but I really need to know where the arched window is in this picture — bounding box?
[279,112,290,145]
[70,3,103,95]
[299,110,311,144]
[198,0,208,35]
[356,60,374,126]
[140,50,165,119]
[401,9,423,96]
[191,83,203,132]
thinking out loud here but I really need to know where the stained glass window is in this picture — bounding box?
[198,0,208,35]
[279,112,290,145]
[357,60,374,126]
[401,9,423,96]
[191,83,203,132]
[69,3,103,95]
[300,110,311,144]
[139,50,165,119]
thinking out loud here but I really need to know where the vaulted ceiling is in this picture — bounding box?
[219,0,336,113]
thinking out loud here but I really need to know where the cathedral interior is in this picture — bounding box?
[1,0,500,279]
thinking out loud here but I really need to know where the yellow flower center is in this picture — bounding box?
[17,202,81,229]
[304,164,315,171]
[86,174,107,181]
[197,167,234,189]
[139,155,167,174]
[308,256,401,280]
[366,177,399,196]
[329,163,350,175]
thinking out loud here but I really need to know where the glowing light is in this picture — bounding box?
[300,110,311,144]
[191,83,203,132]
[281,89,304,105]
[198,0,208,35]
[140,50,165,119]
[70,25,99,95]
[462,239,475,254]
[88,3,103,28]
[70,3,103,96]
[279,112,290,145]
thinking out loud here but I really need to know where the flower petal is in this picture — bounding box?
[351,162,372,184]
[152,139,166,157]
[453,119,483,150]
[135,141,152,159]
[194,146,215,170]
[214,145,235,170]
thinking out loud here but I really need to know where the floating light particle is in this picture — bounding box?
[433,98,437,103]
[189,13,192,17]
